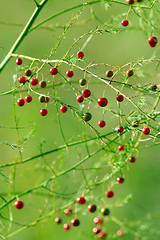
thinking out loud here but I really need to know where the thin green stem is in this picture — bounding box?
[0,0,48,73]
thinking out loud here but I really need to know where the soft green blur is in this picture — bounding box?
[0,0,160,240]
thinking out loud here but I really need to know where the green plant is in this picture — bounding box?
[0,0,160,239]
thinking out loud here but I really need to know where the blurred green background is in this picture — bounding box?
[0,0,160,239]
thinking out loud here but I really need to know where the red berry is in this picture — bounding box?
[18,76,26,83]
[25,95,32,103]
[49,67,58,75]
[117,229,123,236]
[55,217,62,224]
[40,109,48,116]
[118,145,124,151]
[151,84,157,90]
[117,177,124,184]
[30,78,38,86]
[17,98,25,106]
[45,96,49,103]
[121,19,129,27]
[98,231,107,239]
[39,80,46,88]
[116,94,124,102]
[66,70,74,78]
[148,36,158,47]
[77,96,84,103]
[64,208,72,216]
[87,204,97,212]
[81,89,91,98]
[105,190,114,198]
[97,97,108,107]
[63,223,70,230]
[60,106,67,113]
[14,200,24,209]
[116,126,124,133]
[77,51,84,59]
[93,227,101,234]
[93,217,102,225]
[77,196,85,204]
[71,218,80,226]
[25,69,32,76]
[98,120,106,128]
[16,58,22,65]
[142,127,150,135]
[129,156,136,162]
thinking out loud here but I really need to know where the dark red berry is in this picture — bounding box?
[77,51,84,59]
[93,217,102,225]
[77,196,85,204]
[83,112,92,121]
[117,177,124,184]
[116,126,124,133]
[126,69,134,77]
[25,95,32,103]
[60,106,67,113]
[55,217,62,224]
[87,204,97,212]
[40,109,48,116]
[98,120,106,128]
[118,145,124,151]
[97,97,108,107]
[63,223,70,230]
[39,80,46,88]
[49,67,58,75]
[81,89,91,98]
[30,78,38,86]
[105,190,114,198]
[151,84,157,90]
[101,208,110,216]
[77,96,84,103]
[17,98,25,106]
[14,200,24,209]
[16,58,23,65]
[93,227,101,234]
[45,96,49,103]
[142,127,150,135]
[121,19,129,27]
[116,94,124,102]
[71,218,80,226]
[25,69,32,76]
[66,70,74,78]
[105,70,113,77]
[79,78,86,86]
[18,76,25,83]
[98,231,107,239]
[64,208,72,216]
[129,156,136,162]
[126,0,134,4]
[148,36,158,47]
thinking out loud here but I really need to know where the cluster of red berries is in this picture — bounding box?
[16,51,85,117]
[54,193,126,238]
